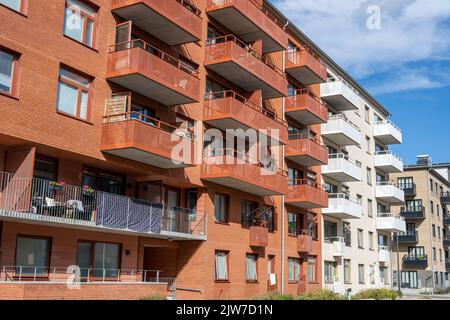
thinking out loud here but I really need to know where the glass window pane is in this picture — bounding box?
[79,90,88,120]
[67,0,96,17]
[93,243,120,278]
[76,242,91,278]
[85,19,94,46]
[57,81,78,116]
[1,0,21,11]
[15,237,49,275]
[0,50,14,93]
[60,68,90,88]
[64,7,83,43]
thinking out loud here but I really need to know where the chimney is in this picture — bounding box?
[417,155,432,166]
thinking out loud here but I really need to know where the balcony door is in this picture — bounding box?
[408,246,425,258]
[164,186,181,232]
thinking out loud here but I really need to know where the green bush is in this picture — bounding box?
[352,289,402,300]
[295,289,344,300]
[253,292,294,300]
[140,294,167,300]
[434,288,450,295]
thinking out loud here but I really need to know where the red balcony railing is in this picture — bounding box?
[286,179,328,209]
[285,89,329,125]
[286,133,328,166]
[286,48,327,84]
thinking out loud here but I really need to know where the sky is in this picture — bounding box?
[272,0,450,164]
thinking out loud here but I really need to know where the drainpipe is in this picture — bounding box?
[426,168,436,294]
[280,47,286,294]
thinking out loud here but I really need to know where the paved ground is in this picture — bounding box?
[399,294,450,300]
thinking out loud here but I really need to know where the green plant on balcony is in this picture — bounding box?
[49,181,65,191]
[82,185,95,197]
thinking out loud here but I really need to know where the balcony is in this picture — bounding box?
[328,237,345,257]
[285,134,328,167]
[396,232,419,244]
[322,194,363,220]
[399,183,416,197]
[204,36,288,99]
[297,230,313,254]
[320,78,360,111]
[285,180,328,209]
[400,206,425,219]
[376,214,406,233]
[249,226,268,247]
[379,246,390,263]
[285,90,329,125]
[321,114,361,146]
[111,0,202,45]
[0,172,206,241]
[203,91,287,145]
[373,120,403,145]
[375,182,405,204]
[285,49,327,85]
[201,149,288,196]
[443,236,450,247]
[205,0,288,53]
[402,255,428,269]
[107,40,200,106]
[444,215,450,225]
[101,98,195,169]
[442,192,450,204]
[321,153,362,182]
[374,151,404,173]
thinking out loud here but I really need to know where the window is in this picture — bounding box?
[344,259,351,284]
[64,0,97,47]
[57,67,92,121]
[324,261,336,284]
[288,212,301,236]
[366,136,371,154]
[401,271,418,288]
[0,0,26,13]
[343,222,351,247]
[0,48,19,96]
[324,221,337,241]
[82,167,124,195]
[76,241,120,279]
[33,154,58,181]
[408,247,425,258]
[308,256,317,283]
[358,229,364,249]
[433,224,436,238]
[288,258,300,282]
[214,251,229,281]
[241,200,258,227]
[185,189,197,211]
[398,177,414,190]
[430,179,434,192]
[440,249,442,262]
[245,254,258,282]
[15,236,51,276]
[369,265,376,284]
[431,201,434,214]
[437,204,440,217]
[356,194,363,206]
[367,199,373,217]
[433,247,436,261]
[366,167,372,185]
[369,232,374,251]
[358,264,365,284]
[438,227,441,239]
[214,193,229,223]
[268,255,275,275]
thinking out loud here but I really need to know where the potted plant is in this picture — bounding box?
[49,181,65,191]
[82,185,95,197]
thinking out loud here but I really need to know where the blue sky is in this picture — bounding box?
[273,0,450,164]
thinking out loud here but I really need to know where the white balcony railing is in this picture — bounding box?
[378,246,390,263]
[374,151,404,173]
[322,193,363,219]
[322,153,362,182]
[321,114,361,146]
[373,120,403,145]
[375,181,405,203]
[329,237,346,257]
[320,77,360,111]
[376,213,406,233]
[0,171,207,240]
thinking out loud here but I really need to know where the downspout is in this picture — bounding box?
[281,39,287,294]
[426,168,436,293]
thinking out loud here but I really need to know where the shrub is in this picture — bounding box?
[352,289,402,300]
[295,289,344,300]
[140,294,167,300]
[253,292,294,300]
[434,288,450,295]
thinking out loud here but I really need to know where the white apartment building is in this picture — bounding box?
[320,67,406,294]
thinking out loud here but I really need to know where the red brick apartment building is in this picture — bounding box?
[0,0,329,299]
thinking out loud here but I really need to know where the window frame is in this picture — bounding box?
[214,192,229,224]
[287,257,301,283]
[63,0,98,49]
[245,253,258,283]
[14,234,52,278]
[0,46,21,98]
[307,256,317,283]
[214,250,229,282]
[0,0,28,15]
[57,66,93,122]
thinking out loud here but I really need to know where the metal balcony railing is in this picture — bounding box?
[0,171,206,238]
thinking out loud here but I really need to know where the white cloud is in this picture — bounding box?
[273,0,450,90]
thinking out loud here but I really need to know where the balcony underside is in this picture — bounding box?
[322,211,361,220]
[205,61,285,99]
[374,163,403,173]
[202,176,283,196]
[321,170,360,182]
[112,2,201,45]
[285,154,326,167]
[206,6,286,53]
[0,209,206,241]
[321,132,360,146]
[321,94,357,111]
[107,73,197,106]
[285,200,324,209]
[286,108,326,125]
[286,66,325,86]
